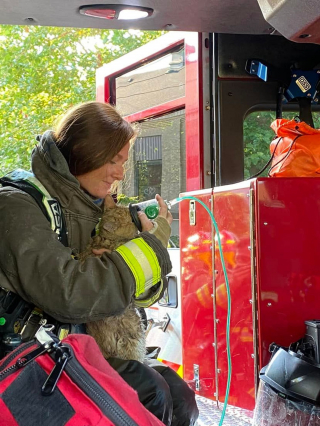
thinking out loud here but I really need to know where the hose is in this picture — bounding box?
[170,195,232,425]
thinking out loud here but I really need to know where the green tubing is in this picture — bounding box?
[174,196,232,426]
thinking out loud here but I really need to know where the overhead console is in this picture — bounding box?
[257,0,320,44]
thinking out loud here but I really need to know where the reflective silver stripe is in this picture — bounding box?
[125,240,154,288]
[25,176,62,234]
[25,176,52,199]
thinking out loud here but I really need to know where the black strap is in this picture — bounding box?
[0,178,81,357]
[298,97,314,128]
[267,135,301,177]
[0,178,68,247]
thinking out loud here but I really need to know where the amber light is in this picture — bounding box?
[81,8,116,19]
[79,5,153,20]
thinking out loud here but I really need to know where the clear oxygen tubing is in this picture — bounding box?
[169,195,232,426]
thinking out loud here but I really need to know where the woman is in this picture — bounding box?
[0,102,198,426]
[0,101,171,323]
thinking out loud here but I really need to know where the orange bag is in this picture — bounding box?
[269,118,320,177]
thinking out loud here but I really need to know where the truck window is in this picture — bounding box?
[115,47,185,115]
[122,109,186,247]
[99,36,194,248]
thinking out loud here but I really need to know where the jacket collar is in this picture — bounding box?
[31,131,102,214]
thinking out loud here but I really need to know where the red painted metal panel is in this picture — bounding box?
[180,189,215,399]
[96,67,111,103]
[179,177,320,413]
[214,182,255,411]
[185,33,203,191]
[210,177,320,411]
[255,177,320,369]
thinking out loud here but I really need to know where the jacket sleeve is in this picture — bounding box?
[0,189,171,323]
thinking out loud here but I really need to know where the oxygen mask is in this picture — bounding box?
[129,198,178,231]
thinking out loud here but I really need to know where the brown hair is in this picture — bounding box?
[54,102,136,176]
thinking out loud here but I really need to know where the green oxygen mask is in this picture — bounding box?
[128,199,174,231]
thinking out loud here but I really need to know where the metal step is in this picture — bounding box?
[196,396,254,426]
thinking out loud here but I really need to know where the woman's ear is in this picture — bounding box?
[104,194,116,209]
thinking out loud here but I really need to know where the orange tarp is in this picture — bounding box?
[269,119,320,177]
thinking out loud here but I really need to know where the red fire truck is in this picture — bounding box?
[2,1,320,424]
[95,26,320,425]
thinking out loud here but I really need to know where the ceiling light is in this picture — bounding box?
[79,4,153,20]
[118,9,149,20]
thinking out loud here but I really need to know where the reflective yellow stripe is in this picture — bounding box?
[116,238,161,297]
[42,198,56,232]
[134,280,164,308]
[125,240,152,291]
[177,365,183,378]
[156,359,183,379]
[115,244,146,296]
[26,176,56,232]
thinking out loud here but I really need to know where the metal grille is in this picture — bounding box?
[135,135,162,161]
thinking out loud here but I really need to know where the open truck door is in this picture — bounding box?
[96,30,212,380]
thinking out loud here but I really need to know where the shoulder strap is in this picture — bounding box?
[0,169,68,247]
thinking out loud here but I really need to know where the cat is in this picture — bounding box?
[79,195,147,363]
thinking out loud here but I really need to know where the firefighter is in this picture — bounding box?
[0,101,198,425]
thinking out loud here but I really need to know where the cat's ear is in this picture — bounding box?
[104,194,116,209]
[103,222,116,232]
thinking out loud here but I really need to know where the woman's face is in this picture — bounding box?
[76,142,130,199]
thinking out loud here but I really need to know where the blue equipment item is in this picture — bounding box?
[245,59,320,127]
[283,69,320,104]
[245,59,320,103]
[245,59,268,81]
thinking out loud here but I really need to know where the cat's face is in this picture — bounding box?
[100,195,138,240]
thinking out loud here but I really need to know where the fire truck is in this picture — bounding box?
[95,23,320,426]
[3,0,320,424]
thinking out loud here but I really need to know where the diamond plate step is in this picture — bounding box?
[196,396,254,426]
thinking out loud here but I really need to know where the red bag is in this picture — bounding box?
[269,119,320,177]
[0,329,164,426]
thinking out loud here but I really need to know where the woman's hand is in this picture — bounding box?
[92,248,111,256]
[138,194,172,232]
[141,194,172,248]
[156,193,173,224]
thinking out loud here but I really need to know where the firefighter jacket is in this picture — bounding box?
[0,131,172,324]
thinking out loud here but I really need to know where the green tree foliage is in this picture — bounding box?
[0,25,162,174]
[243,110,320,179]
[243,110,276,179]
[117,193,139,206]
